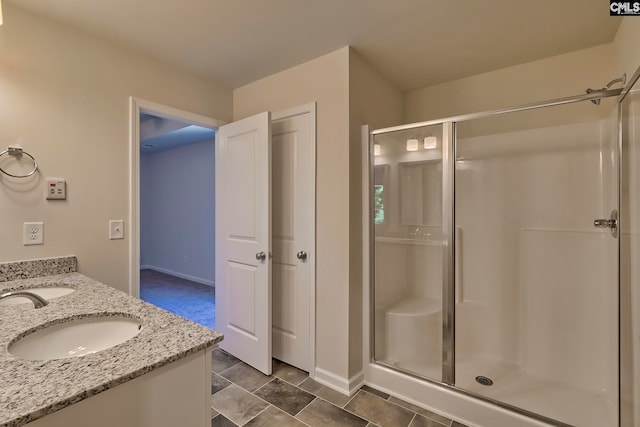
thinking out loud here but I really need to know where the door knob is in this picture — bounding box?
[296,251,307,261]
[256,251,266,261]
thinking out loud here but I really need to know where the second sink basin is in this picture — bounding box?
[0,287,75,306]
[9,315,142,360]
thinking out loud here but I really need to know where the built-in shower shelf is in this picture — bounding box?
[375,236,442,246]
[386,297,441,316]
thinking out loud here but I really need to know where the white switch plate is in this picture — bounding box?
[23,222,44,245]
[109,220,124,240]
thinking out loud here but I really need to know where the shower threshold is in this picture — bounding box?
[378,356,615,427]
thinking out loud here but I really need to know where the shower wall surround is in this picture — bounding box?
[621,74,640,427]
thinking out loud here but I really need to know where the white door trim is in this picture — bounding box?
[128,97,225,297]
[272,102,317,379]
[361,125,371,375]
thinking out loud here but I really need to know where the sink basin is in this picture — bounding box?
[9,315,142,360]
[0,287,75,306]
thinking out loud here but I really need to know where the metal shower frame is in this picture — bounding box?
[368,82,632,427]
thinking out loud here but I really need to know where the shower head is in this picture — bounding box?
[586,74,627,105]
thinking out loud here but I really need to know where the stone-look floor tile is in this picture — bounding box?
[360,385,390,400]
[244,405,308,427]
[212,373,232,394]
[388,396,451,426]
[212,348,242,373]
[211,414,238,426]
[212,384,269,425]
[272,359,309,385]
[409,414,451,427]
[254,378,316,416]
[297,398,369,427]
[299,377,352,407]
[220,362,272,392]
[345,390,415,427]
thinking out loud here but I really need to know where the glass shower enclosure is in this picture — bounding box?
[369,78,638,426]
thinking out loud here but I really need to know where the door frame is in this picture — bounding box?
[272,102,317,378]
[128,97,225,298]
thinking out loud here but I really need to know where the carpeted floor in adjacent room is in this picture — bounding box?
[140,269,216,329]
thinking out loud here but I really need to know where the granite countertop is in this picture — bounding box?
[0,262,222,426]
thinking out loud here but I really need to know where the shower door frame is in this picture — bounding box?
[369,86,624,427]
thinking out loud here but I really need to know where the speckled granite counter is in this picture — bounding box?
[0,259,222,427]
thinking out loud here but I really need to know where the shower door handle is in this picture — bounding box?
[593,209,618,238]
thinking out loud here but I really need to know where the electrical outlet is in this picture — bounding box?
[23,222,44,245]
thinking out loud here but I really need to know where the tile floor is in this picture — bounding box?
[211,348,468,427]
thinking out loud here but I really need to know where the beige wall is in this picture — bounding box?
[233,47,403,382]
[405,18,640,124]
[233,47,352,379]
[612,17,640,79]
[0,4,232,291]
[404,43,617,123]
[348,50,403,376]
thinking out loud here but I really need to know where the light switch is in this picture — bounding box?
[109,220,124,240]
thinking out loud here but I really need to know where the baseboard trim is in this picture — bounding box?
[140,265,214,287]
[313,368,365,396]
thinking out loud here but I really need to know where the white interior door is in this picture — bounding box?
[271,105,315,372]
[215,111,272,375]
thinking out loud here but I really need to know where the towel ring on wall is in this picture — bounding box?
[0,146,39,178]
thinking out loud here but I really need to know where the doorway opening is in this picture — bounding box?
[129,98,225,329]
[129,99,317,377]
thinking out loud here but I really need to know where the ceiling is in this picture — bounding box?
[8,0,621,91]
[140,113,214,153]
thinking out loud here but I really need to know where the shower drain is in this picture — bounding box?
[475,376,494,386]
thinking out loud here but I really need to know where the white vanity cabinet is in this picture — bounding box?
[26,348,212,427]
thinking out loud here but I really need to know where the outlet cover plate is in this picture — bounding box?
[23,222,44,245]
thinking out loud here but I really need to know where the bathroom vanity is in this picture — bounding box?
[0,257,222,427]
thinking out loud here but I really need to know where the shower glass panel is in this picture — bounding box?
[621,71,640,427]
[372,124,444,382]
[454,98,619,427]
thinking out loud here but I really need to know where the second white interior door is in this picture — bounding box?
[271,104,315,372]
